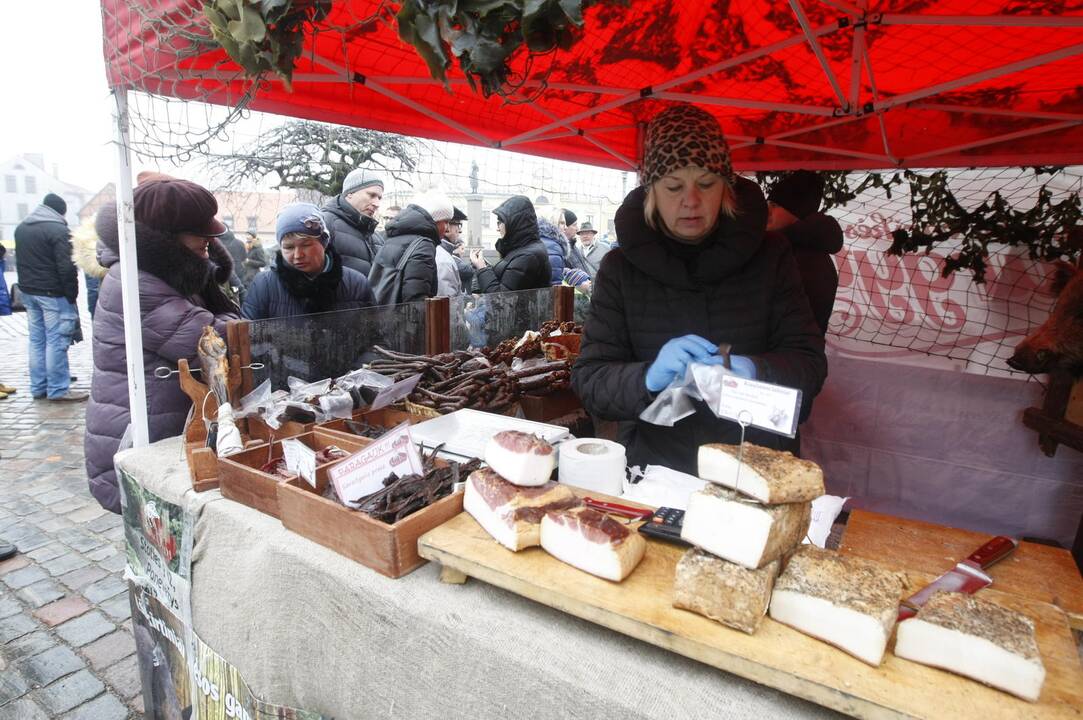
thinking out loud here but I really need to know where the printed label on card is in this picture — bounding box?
[281,438,318,487]
[369,374,422,411]
[715,376,802,438]
[328,421,423,504]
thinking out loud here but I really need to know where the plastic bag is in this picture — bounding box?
[318,390,355,420]
[287,376,332,401]
[215,403,244,457]
[622,464,707,510]
[639,362,729,427]
[234,379,273,419]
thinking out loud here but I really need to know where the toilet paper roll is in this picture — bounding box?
[559,439,627,496]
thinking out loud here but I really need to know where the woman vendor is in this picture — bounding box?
[571,104,827,475]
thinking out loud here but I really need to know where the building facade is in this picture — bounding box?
[0,154,91,243]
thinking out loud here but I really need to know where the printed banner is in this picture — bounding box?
[119,468,326,720]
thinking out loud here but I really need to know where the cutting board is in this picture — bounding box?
[418,502,1083,720]
[839,510,1083,631]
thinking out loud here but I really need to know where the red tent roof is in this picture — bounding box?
[101,1,1083,171]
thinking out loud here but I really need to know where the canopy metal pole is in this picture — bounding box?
[111,87,150,447]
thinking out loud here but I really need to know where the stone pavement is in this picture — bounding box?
[1,294,143,719]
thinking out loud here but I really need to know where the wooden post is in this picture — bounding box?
[552,285,574,323]
[226,319,254,401]
[426,296,451,355]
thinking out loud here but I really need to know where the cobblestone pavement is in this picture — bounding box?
[1,288,143,719]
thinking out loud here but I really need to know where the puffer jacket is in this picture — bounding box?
[475,196,551,294]
[322,194,380,276]
[571,179,827,475]
[367,205,440,304]
[13,204,78,302]
[775,212,844,336]
[538,218,565,285]
[85,204,239,513]
[241,246,375,320]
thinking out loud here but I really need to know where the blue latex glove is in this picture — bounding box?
[727,355,757,379]
[645,335,719,392]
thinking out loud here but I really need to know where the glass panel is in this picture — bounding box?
[246,301,428,389]
[448,287,553,351]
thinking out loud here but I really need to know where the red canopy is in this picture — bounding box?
[101,1,1083,171]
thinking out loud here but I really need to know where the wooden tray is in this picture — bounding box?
[518,388,583,424]
[839,509,1083,631]
[418,496,1083,720]
[277,470,461,579]
[317,407,426,438]
[217,430,369,518]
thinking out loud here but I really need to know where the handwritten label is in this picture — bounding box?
[328,422,423,504]
[715,376,801,438]
[281,438,317,487]
[369,374,422,411]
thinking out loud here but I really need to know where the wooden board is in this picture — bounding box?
[839,510,1083,631]
[418,503,1083,720]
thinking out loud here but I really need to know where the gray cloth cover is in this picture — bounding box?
[117,439,836,720]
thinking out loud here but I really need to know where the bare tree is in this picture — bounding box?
[212,120,422,198]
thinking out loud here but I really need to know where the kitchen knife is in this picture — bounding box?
[897,535,1019,622]
[582,497,655,520]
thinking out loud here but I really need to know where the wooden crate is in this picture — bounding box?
[277,470,462,579]
[518,388,583,424]
[317,407,425,438]
[217,430,370,518]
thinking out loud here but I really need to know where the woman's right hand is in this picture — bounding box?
[645,335,718,392]
[470,249,487,269]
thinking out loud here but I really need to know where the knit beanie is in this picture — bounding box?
[562,209,577,226]
[342,168,384,196]
[640,103,736,186]
[413,190,454,223]
[563,268,590,288]
[767,171,825,220]
[276,203,330,246]
[43,193,67,216]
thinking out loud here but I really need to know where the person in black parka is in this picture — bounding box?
[321,168,384,276]
[242,203,374,320]
[470,196,551,293]
[766,170,844,336]
[571,104,827,475]
[368,199,449,305]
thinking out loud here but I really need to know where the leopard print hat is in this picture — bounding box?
[640,104,736,187]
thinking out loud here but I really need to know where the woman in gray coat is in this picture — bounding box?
[85,179,239,512]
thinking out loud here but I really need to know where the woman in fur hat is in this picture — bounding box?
[85,178,239,513]
[571,103,826,474]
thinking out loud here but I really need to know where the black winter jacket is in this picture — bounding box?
[476,196,551,294]
[13,205,78,302]
[241,247,374,320]
[322,194,380,276]
[367,205,440,305]
[571,179,827,475]
[776,212,843,336]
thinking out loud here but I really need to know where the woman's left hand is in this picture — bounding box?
[470,249,487,269]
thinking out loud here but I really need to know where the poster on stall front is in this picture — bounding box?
[119,466,328,720]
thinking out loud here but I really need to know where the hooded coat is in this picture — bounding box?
[571,179,827,475]
[774,212,844,336]
[475,196,551,294]
[322,194,381,276]
[13,204,77,302]
[84,204,239,513]
[538,218,566,286]
[367,204,440,304]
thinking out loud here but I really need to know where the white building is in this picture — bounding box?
[0,154,91,243]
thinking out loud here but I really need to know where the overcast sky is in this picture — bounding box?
[1,2,118,192]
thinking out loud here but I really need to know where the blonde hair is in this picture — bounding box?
[643,174,738,233]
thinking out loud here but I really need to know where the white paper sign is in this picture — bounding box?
[328,421,423,504]
[281,438,318,487]
[369,374,422,411]
[715,376,802,438]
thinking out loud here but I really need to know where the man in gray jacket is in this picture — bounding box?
[13,193,85,401]
[576,222,610,278]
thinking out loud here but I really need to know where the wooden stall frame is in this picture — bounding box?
[426,296,451,356]
[226,318,255,403]
[552,285,574,323]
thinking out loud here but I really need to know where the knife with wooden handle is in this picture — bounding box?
[897,535,1019,622]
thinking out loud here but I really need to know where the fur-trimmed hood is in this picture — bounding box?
[72,215,109,280]
[95,203,234,298]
